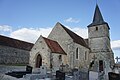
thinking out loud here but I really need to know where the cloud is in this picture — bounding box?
[10,27,52,43]
[66,26,88,38]
[111,40,120,50]
[72,27,88,38]
[64,17,80,23]
[9,26,88,43]
[7,25,119,51]
[0,25,12,32]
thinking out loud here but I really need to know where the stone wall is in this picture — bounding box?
[88,24,111,52]
[73,43,89,70]
[88,24,109,39]
[52,53,65,71]
[29,36,51,69]
[48,23,76,67]
[0,45,29,64]
[48,23,90,69]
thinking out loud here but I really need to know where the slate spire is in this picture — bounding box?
[88,4,107,27]
[93,4,104,23]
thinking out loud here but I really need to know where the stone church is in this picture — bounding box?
[29,4,114,78]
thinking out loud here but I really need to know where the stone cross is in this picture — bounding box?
[89,55,97,68]
[60,63,65,71]
[40,65,47,75]
[115,56,120,63]
[92,55,97,60]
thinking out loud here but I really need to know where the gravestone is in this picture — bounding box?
[26,65,33,73]
[32,65,47,75]
[108,72,120,80]
[40,65,47,75]
[52,67,59,73]
[65,75,73,80]
[60,64,70,72]
[115,56,120,63]
[73,71,81,80]
[60,63,65,71]
[64,64,70,72]
[72,69,88,80]
[32,68,41,74]
[56,70,65,80]
[89,71,98,80]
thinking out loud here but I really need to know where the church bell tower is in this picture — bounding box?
[88,4,110,52]
[88,4,114,79]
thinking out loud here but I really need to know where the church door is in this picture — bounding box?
[36,54,42,68]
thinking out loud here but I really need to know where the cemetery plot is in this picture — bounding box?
[5,65,32,78]
[56,70,65,80]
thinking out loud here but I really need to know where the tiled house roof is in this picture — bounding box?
[43,37,66,55]
[0,35,34,51]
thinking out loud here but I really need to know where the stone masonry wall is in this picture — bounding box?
[74,43,90,70]
[29,36,51,69]
[0,45,29,64]
[48,23,90,69]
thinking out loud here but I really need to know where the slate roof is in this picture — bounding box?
[0,35,34,51]
[43,37,66,55]
[88,4,108,28]
[58,22,89,49]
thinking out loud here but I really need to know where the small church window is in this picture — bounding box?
[59,55,62,60]
[50,63,53,69]
[99,60,104,72]
[96,27,98,31]
[85,51,87,60]
[76,48,79,59]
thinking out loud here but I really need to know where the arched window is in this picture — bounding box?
[85,51,87,60]
[96,27,98,31]
[59,55,62,60]
[99,60,103,72]
[76,48,79,59]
